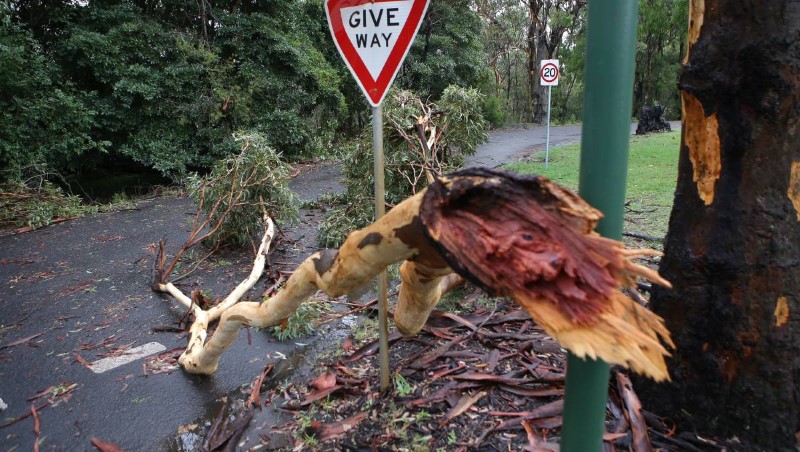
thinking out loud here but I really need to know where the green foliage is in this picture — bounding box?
[211,8,345,159]
[0,20,104,181]
[189,132,299,246]
[447,430,458,445]
[351,317,379,345]
[634,0,689,117]
[482,95,508,129]
[3,0,344,184]
[316,193,375,249]
[271,298,332,341]
[318,87,488,247]
[393,373,415,397]
[0,176,95,231]
[438,86,490,156]
[398,0,490,99]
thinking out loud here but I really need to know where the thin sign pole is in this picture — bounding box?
[545,85,552,171]
[372,105,390,391]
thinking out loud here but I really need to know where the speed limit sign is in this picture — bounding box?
[540,59,559,86]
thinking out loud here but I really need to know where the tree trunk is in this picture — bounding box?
[637,1,800,448]
[527,26,549,124]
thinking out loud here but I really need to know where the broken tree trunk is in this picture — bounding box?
[177,168,674,381]
[636,1,800,448]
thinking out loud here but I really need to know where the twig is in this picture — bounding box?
[0,402,49,429]
[170,243,222,283]
[0,333,43,350]
[623,231,664,242]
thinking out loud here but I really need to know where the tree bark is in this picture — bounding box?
[637,1,800,448]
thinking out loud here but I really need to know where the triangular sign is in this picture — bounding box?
[325,0,430,107]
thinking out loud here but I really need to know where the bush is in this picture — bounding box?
[0,170,95,231]
[318,86,488,247]
[482,95,507,129]
[189,132,299,246]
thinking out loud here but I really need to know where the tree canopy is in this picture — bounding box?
[1,0,687,184]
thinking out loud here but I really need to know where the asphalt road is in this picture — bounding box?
[0,198,319,450]
[466,121,680,168]
[0,122,679,450]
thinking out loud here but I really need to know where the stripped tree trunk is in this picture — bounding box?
[176,169,674,382]
[637,1,800,448]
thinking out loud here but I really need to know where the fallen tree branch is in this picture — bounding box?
[172,168,673,382]
[153,215,275,367]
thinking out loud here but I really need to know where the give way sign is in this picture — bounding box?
[325,0,430,106]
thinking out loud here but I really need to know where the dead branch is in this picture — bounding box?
[155,215,275,365]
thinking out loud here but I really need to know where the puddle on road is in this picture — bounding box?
[165,312,360,451]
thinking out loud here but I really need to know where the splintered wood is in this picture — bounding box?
[421,169,673,380]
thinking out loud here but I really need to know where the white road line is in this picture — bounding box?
[88,342,166,374]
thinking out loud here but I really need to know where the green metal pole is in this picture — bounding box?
[560,1,639,451]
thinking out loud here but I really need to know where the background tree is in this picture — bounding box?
[2,0,346,182]
[525,0,586,123]
[475,0,528,124]
[397,0,489,99]
[0,7,103,180]
[637,1,800,449]
[2,0,691,194]
[633,0,688,118]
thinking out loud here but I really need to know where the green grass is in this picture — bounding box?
[505,131,681,240]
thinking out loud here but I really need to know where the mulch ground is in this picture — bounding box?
[210,288,727,451]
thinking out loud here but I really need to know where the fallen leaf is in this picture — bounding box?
[453,372,532,385]
[439,391,486,426]
[31,404,40,452]
[430,362,467,380]
[247,363,273,409]
[617,372,653,452]
[341,336,355,352]
[0,402,49,429]
[0,333,43,350]
[410,336,465,368]
[315,411,369,441]
[497,385,563,398]
[603,432,629,441]
[311,372,337,391]
[91,437,125,452]
[285,386,341,409]
[74,354,91,368]
[203,403,255,451]
[494,400,565,431]
[343,332,402,363]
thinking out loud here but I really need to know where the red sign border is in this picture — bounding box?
[325,0,430,106]
[540,61,559,84]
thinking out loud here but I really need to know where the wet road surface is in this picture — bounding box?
[0,123,678,450]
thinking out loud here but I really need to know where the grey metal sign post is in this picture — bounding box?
[325,0,431,391]
[540,59,560,170]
